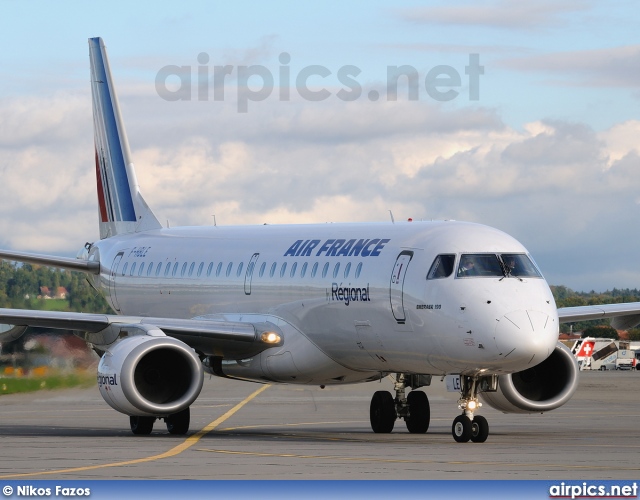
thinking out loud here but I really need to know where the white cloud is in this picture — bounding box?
[398,0,589,30]
[1,85,640,291]
[498,45,640,88]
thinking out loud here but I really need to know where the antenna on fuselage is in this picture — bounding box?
[388,210,395,224]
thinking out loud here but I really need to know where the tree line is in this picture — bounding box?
[0,261,112,313]
[1,265,639,332]
[552,285,640,334]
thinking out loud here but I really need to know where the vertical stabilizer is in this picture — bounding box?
[89,37,162,239]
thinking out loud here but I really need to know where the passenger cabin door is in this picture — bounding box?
[244,253,260,295]
[390,250,413,324]
[109,252,124,312]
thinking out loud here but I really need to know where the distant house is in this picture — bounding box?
[38,286,68,300]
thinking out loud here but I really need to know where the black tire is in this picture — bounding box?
[470,415,489,443]
[370,391,396,433]
[452,414,472,443]
[405,391,430,434]
[130,416,155,435]
[166,407,190,435]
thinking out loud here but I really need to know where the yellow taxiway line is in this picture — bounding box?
[0,384,270,479]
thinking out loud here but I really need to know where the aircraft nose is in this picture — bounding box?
[494,310,557,369]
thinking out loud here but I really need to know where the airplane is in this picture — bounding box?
[1,37,640,442]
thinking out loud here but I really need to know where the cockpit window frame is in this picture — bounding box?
[456,252,543,279]
[500,253,543,278]
[426,254,456,280]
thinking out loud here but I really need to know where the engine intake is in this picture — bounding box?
[479,342,579,414]
[98,334,204,417]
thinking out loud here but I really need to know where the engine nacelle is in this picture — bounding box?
[479,342,579,414]
[0,325,27,343]
[97,334,204,417]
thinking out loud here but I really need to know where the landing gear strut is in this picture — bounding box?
[451,375,491,443]
[369,373,431,434]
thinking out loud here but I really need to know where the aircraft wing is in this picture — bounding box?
[0,308,282,359]
[558,302,640,329]
[0,249,99,274]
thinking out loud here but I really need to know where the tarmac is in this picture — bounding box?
[0,370,638,480]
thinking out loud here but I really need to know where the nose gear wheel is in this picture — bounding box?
[450,375,491,443]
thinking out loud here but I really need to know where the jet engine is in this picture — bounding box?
[479,342,579,413]
[97,334,204,417]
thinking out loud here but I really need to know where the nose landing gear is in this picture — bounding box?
[452,375,492,443]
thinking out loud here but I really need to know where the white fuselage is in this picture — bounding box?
[89,220,559,384]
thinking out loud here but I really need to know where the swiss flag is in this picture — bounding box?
[577,341,595,357]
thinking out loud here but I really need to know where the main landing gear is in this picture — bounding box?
[368,373,494,443]
[451,375,491,443]
[129,407,191,435]
[369,373,431,434]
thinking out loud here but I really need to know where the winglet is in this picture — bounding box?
[89,37,162,239]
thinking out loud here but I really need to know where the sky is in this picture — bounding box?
[1,0,640,292]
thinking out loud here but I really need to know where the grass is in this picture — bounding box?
[0,370,96,395]
[32,299,70,311]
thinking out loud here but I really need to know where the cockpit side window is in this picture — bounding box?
[427,254,456,279]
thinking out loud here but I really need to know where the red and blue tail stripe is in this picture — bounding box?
[88,37,161,238]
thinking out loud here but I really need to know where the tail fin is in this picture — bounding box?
[88,37,162,239]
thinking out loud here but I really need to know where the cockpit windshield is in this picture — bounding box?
[456,253,542,278]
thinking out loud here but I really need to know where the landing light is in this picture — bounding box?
[261,332,281,344]
[467,400,477,411]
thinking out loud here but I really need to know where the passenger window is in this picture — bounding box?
[189,262,195,277]
[226,262,233,277]
[164,262,171,277]
[216,262,223,277]
[280,262,287,278]
[290,262,297,278]
[427,254,456,280]
[138,262,145,276]
[207,262,214,277]
[333,263,340,279]
[130,262,136,276]
[197,262,204,277]
[355,262,362,279]
[121,262,128,276]
[148,262,154,276]
[172,262,179,277]
[259,262,266,277]
[180,262,187,277]
[269,262,277,278]
[156,262,162,276]
[322,262,329,278]
[344,262,351,279]
[237,262,244,276]
[311,262,318,278]
[300,262,307,278]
